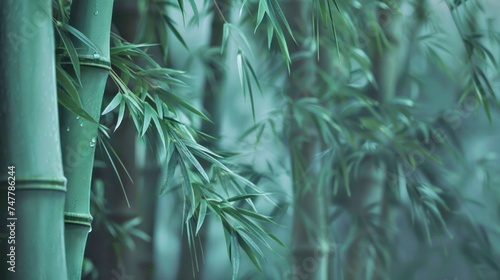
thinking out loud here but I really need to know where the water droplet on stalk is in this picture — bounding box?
[90,137,96,148]
[76,116,80,120]
[66,127,70,132]
[80,123,83,127]
[94,11,98,16]
[93,52,100,59]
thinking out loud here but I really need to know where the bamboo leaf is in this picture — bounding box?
[255,0,268,31]
[102,93,123,115]
[188,0,199,24]
[57,21,101,53]
[142,103,154,136]
[174,135,210,183]
[177,0,185,16]
[230,230,241,280]
[237,52,244,90]
[57,91,97,123]
[227,194,262,202]
[152,111,166,147]
[267,232,285,247]
[159,90,211,121]
[56,65,81,106]
[163,15,189,50]
[179,160,196,218]
[161,150,178,195]
[115,101,126,132]
[237,232,263,272]
[222,23,230,54]
[99,137,131,208]
[55,25,81,84]
[270,0,295,43]
[196,200,208,235]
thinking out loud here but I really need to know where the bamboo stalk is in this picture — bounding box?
[0,1,68,279]
[346,3,404,279]
[60,0,114,278]
[132,139,162,279]
[345,158,386,280]
[286,1,329,279]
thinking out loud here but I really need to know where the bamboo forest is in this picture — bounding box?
[1,0,500,279]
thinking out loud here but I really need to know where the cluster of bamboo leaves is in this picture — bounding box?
[52,0,300,277]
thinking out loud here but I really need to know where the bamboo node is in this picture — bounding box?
[64,212,93,227]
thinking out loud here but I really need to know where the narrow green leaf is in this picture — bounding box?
[163,15,189,50]
[236,52,244,90]
[177,0,185,16]
[227,194,262,202]
[161,150,178,195]
[142,103,154,136]
[58,22,101,53]
[102,93,123,115]
[267,232,285,247]
[115,101,126,132]
[160,90,210,121]
[57,91,97,123]
[222,23,230,54]
[56,65,81,106]
[99,137,131,208]
[179,160,196,218]
[230,231,240,280]
[255,0,268,31]
[237,233,263,272]
[174,135,210,183]
[270,0,295,42]
[196,200,208,235]
[152,112,166,147]
[55,25,81,84]
[188,0,199,24]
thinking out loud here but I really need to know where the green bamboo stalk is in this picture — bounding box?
[346,3,404,279]
[60,0,114,278]
[345,158,386,280]
[132,138,162,279]
[314,32,340,280]
[0,1,68,279]
[286,1,328,279]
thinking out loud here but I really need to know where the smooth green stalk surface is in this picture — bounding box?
[0,1,67,279]
[60,0,114,278]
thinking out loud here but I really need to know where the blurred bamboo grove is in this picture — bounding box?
[1,0,500,280]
